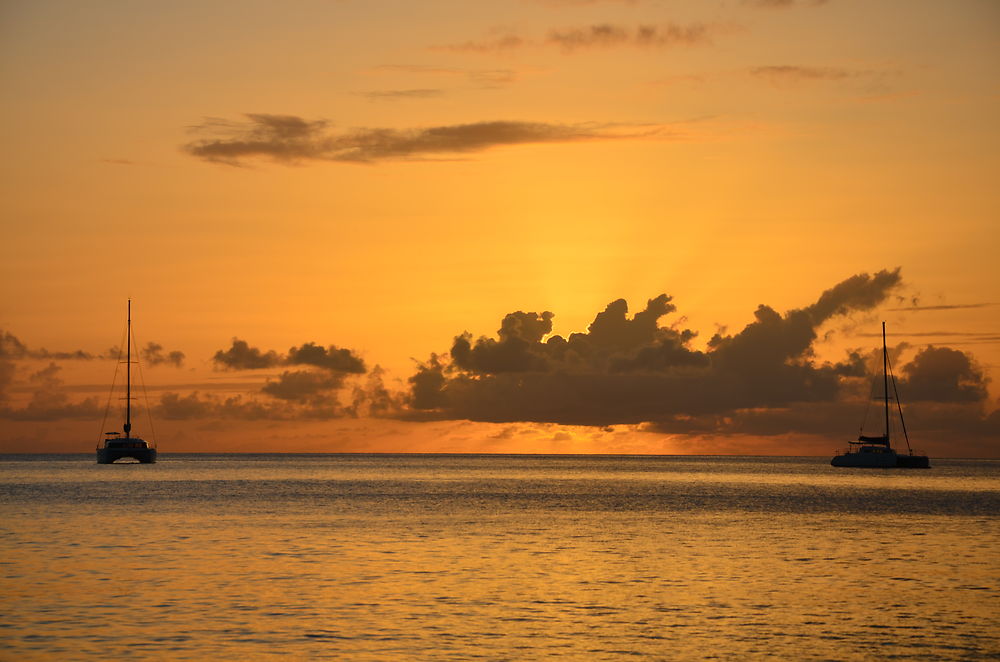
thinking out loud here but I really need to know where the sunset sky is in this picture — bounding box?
[1,0,998,455]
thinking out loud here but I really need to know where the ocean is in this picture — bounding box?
[1,454,997,660]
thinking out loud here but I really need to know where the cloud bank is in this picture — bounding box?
[1,271,995,453]
[402,268,998,447]
[184,115,657,166]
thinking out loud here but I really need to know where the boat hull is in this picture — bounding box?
[96,447,156,464]
[831,451,929,468]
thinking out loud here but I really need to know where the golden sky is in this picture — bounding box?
[1,0,998,455]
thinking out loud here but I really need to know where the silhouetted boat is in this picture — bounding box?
[831,322,929,468]
[97,300,156,464]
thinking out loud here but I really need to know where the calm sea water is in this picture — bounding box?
[1,454,998,660]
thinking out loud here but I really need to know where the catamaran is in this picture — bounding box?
[831,322,929,468]
[96,300,156,464]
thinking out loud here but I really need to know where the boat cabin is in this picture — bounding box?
[104,439,150,449]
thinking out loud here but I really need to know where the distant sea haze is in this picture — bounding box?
[2,454,998,659]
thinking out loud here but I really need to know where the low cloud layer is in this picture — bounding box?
[403,268,997,445]
[1,270,995,452]
[0,362,101,421]
[209,338,375,412]
[184,115,657,166]
[154,365,400,421]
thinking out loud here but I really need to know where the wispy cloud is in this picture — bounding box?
[887,303,994,312]
[743,0,829,8]
[436,33,526,54]
[532,0,639,6]
[748,64,901,97]
[547,23,713,52]
[183,114,664,166]
[371,65,520,88]
[362,88,446,101]
[433,22,718,55]
[750,65,858,84]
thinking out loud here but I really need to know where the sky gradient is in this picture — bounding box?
[1,0,998,455]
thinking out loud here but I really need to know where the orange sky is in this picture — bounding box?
[1,0,998,455]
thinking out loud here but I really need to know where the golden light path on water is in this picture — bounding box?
[2,455,998,659]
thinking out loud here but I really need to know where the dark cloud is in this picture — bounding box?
[0,360,15,405]
[213,338,365,372]
[363,88,446,101]
[141,342,185,368]
[409,354,450,411]
[213,338,282,370]
[899,346,990,403]
[547,23,713,52]
[407,269,904,426]
[286,342,366,373]
[184,115,655,166]
[155,370,398,420]
[210,338,368,411]
[156,391,298,420]
[707,269,903,371]
[261,370,346,402]
[348,366,405,418]
[0,331,28,359]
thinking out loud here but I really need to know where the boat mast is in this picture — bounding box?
[124,299,131,438]
[882,321,889,444]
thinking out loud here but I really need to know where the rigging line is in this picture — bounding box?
[131,322,157,447]
[885,350,912,454]
[97,321,127,448]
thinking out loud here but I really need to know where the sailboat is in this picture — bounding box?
[96,300,156,464]
[831,322,929,468]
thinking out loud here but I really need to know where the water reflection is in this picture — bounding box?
[1,455,997,659]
